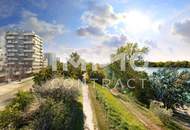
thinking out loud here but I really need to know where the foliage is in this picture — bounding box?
[150,68,190,110]
[116,43,148,59]
[150,101,184,130]
[86,63,105,84]
[106,43,152,106]
[33,79,80,103]
[32,78,84,130]
[33,98,83,130]
[148,61,190,68]
[33,99,71,130]
[0,78,83,130]
[56,61,63,76]
[92,83,147,130]
[33,67,53,86]
[8,91,34,111]
[0,91,34,129]
[64,52,83,80]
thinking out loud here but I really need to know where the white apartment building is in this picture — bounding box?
[5,31,43,80]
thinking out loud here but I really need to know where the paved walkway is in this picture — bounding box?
[82,84,95,130]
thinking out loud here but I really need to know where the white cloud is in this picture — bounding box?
[0,10,65,44]
[173,19,190,42]
[77,2,124,36]
[77,26,104,36]
[77,2,127,47]
[81,2,123,29]
[103,34,128,46]
[20,10,65,43]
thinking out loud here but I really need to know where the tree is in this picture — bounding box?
[57,61,63,76]
[33,67,53,86]
[150,68,190,110]
[107,43,151,106]
[108,43,149,89]
[116,43,148,60]
[66,52,83,80]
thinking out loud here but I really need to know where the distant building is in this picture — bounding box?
[5,31,43,80]
[0,46,4,72]
[42,57,48,68]
[56,57,60,62]
[0,46,5,82]
[44,53,57,71]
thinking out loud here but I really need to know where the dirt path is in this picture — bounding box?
[119,99,163,130]
[0,77,33,110]
[82,84,95,130]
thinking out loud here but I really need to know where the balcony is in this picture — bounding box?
[6,36,15,39]
[23,41,33,44]
[7,49,18,52]
[24,58,33,61]
[7,58,18,60]
[23,49,34,52]
[6,44,15,47]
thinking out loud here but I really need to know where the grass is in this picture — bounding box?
[90,83,147,130]
[89,85,109,130]
[119,94,165,128]
[120,93,185,130]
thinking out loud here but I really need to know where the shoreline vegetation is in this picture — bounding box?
[136,61,190,68]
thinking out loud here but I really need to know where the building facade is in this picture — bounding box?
[44,53,57,71]
[0,46,4,72]
[5,31,43,80]
[0,46,5,82]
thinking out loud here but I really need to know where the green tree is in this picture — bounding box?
[107,43,151,106]
[150,68,190,110]
[56,61,63,76]
[66,52,83,80]
[33,67,53,85]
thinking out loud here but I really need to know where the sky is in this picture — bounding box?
[0,0,190,63]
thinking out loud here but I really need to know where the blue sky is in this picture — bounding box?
[0,0,190,63]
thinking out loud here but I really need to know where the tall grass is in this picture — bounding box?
[91,83,147,130]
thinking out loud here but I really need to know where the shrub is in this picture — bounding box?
[32,78,84,130]
[0,107,22,129]
[0,91,33,129]
[8,91,34,111]
[33,67,53,86]
[150,69,190,110]
[150,101,183,130]
[33,78,80,103]
[33,99,71,130]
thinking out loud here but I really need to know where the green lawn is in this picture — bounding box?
[89,83,147,130]
[119,93,185,130]
[119,94,165,128]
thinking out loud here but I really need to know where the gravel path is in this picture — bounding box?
[82,84,95,130]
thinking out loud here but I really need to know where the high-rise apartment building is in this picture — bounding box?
[5,31,43,80]
[44,53,57,71]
